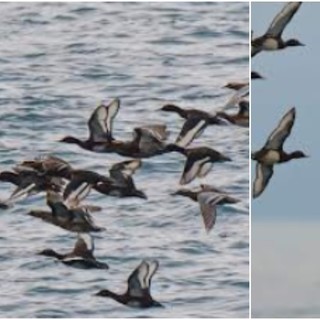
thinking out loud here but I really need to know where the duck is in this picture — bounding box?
[38,234,109,269]
[61,99,204,158]
[28,191,104,233]
[172,184,240,232]
[252,2,304,57]
[63,160,147,201]
[96,259,163,308]
[94,159,147,199]
[216,100,249,127]
[176,146,231,185]
[60,98,120,152]
[252,107,307,198]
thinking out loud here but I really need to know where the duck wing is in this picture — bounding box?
[110,159,142,178]
[127,260,159,298]
[180,154,211,185]
[197,192,226,232]
[264,107,295,150]
[175,118,207,148]
[109,159,142,186]
[46,191,70,217]
[223,85,249,110]
[140,124,168,141]
[266,2,302,37]
[133,127,164,154]
[71,234,95,260]
[64,181,92,207]
[253,163,274,198]
[88,98,120,142]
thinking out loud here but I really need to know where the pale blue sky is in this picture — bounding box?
[252,2,320,222]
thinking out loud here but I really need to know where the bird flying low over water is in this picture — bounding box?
[28,191,104,233]
[252,107,307,198]
[60,98,120,151]
[60,99,206,158]
[96,259,163,308]
[252,2,304,57]
[38,234,109,269]
[178,147,231,185]
[172,184,239,232]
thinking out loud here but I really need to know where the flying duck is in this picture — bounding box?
[96,260,163,308]
[252,107,307,198]
[95,159,147,199]
[28,191,104,233]
[178,147,231,185]
[252,2,304,57]
[172,184,239,232]
[38,234,109,269]
[216,100,249,127]
[60,98,120,151]
[63,160,146,201]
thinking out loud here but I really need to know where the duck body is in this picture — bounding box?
[96,290,163,308]
[29,191,104,233]
[96,260,162,309]
[38,234,109,269]
[217,100,249,127]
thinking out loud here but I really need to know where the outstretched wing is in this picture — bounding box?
[264,107,295,150]
[140,125,168,141]
[175,118,207,148]
[266,2,302,37]
[223,85,249,110]
[197,192,225,232]
[253,163,274,199]
[133,127,164,154]
[72,234,95,260]
[63,178,92,206]
[127,260,159,297]
[180,156,210,185]
[88,98,120,142]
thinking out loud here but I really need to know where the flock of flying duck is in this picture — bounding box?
[1,70,248,310]
[251,2,307,198]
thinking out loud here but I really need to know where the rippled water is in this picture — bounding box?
[0,2,249,318]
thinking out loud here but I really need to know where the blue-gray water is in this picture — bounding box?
[0,2,249,318]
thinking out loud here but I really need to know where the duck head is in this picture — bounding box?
[285,39,305,47]
[95,289,113,297]
[289,150,308,159]
[59,136,82,145]
[160,104,181,112]
[171,189,198,201]
[38,249,63,260]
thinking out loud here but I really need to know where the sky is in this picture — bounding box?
[252,2,320,222]
[251,3,320,317]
